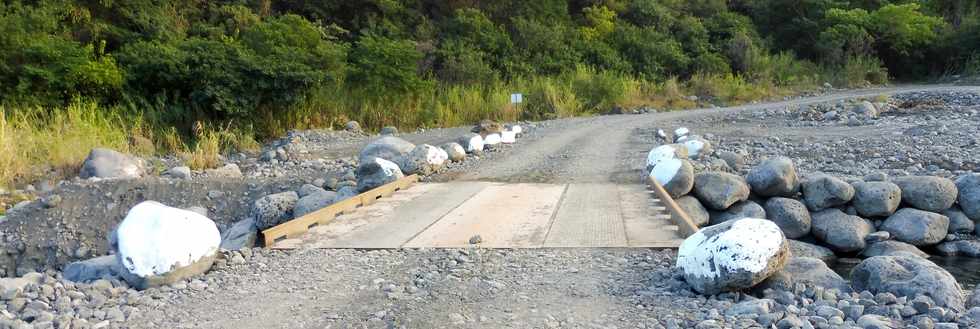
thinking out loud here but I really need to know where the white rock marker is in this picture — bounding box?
[649,158,682,186]
[501,130,517,144]
[676,218,790,294]
[646,145,680,169]
[683,138,707,158]
[116,201,220,282]
[484,133,502,145]
[674,127,690,139]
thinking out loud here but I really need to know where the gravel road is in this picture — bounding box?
[4,85,980,329]
[123,85,980,328]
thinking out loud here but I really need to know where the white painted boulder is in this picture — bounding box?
[115,201,220,289]
[398,144,449,176]
[457,133,485,154]
[682,136,713,159]
[501,130,517,144]
[483,133,502,146]
[649,158,694,198]
[676,218,790,295]
[645,144,688,172]
[674,127,690,142]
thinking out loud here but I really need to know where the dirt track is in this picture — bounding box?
[116,84,980,328]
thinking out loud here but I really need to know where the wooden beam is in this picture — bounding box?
[646,177,699,238]
[261,174,419,247]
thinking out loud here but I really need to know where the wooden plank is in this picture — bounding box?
[261,174,419,246]
[646,177,699,238]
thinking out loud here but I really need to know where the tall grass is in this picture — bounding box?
[0,102,140,189]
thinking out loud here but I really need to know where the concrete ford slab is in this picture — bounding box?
[271,181,684,249]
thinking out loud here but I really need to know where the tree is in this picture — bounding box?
[348,32,428,95]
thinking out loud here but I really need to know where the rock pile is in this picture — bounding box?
[653,126,980,324]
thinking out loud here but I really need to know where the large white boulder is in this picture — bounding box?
[677,218,790,295]
[115,201,220,289]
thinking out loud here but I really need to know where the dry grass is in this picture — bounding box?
[0,102,140,189]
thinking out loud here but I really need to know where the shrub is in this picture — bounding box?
[348,32,428,95]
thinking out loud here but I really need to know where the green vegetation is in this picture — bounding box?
[1,0,977,188]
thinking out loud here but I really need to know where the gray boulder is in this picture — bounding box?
[851,255,965,311]
[854,101,878,119]
[971,287,980,309]
[167,166,191,180]
[708,200,765,226]
[398,144,448,176]
[675,196,709,227]
[356,157,405,192]
[380,126,398,135]
[441,143,467,162]
[676,218,790,295]
[746,157,799,197]
[892,176,958,212]
[802,174,854,211]
[358,136,415,163]
[852,181,901,217]
[297,184,326,198]
[860,240,928,258]
[956,174,980,220]
[472,119,503,135]
[344,121,361,132]
[788,240,837,264]
[79,148,143,179]
[764,197,811,239]
[881,208,949,246]
[936,240,980,257]
[757,257,851,293]
[251,191,299,230]
[944,207,975,234]
[718,151,745,172]
[63,256,125,282]
[693,172,750,210]
[811,208,874,252]
[293,191,338,218]
[334,186,358,203]
[205,163,242,178]
[219,218,257,250]
[650,159,694,198]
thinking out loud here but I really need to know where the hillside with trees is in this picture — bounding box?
[0,0,978,187]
